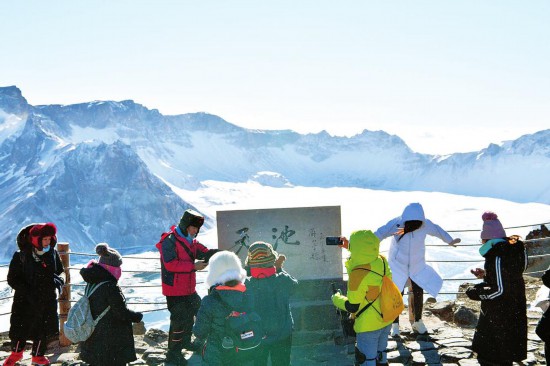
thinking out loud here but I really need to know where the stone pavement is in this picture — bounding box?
[1,275,548,365]
[2,307,547,366]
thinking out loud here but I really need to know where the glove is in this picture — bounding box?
[465,286,480,301]
[53,274,65,295]
[131,311,144,323]
[331,291,346,308]
[449,238,461,247]
[338,237,349,250]
[275,254,286,270]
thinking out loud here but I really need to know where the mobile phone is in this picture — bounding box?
[325,236,342,246]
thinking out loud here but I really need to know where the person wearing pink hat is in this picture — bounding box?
[466,212,527,366]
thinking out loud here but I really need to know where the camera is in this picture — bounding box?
[325,236,342,246]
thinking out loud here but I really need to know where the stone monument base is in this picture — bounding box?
[290,278,349,346]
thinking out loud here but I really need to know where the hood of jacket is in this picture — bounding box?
[401,203,425,222]
[80,262,117,284]
[345,230,380,271]
[212,283,249,310]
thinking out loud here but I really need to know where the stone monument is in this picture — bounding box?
[217,205,346,345]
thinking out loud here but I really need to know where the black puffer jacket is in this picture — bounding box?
[466,237,527,363]
[7,248,64,341]
[79,263,143,366]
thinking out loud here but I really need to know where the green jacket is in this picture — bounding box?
[332,230,394,332]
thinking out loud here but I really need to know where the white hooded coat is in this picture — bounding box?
[374,203,453,297]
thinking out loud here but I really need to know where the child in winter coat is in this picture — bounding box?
[4,223,64,366]
[244,241,298,366]
[332,230,394,366]
[466,212,527,366]
[375,202,460,335]
[80,243,143,366]
[193,251,259,366]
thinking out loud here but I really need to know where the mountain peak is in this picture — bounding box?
[0,85,29,116]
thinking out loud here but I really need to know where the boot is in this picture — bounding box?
[164,350,187,366]
[3,351,23,366]
[412,319,428,334]
[30,355,50,366]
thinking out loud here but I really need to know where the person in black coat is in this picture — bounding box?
[5,223,64,366]
[79,243,143,366]
[466,212,528,366]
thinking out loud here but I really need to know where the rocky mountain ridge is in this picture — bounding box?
[1,85,549,258]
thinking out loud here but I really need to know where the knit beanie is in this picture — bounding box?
[480,212,507,240]
[96,243,123,267]
[245,241,279,268]
[29,222,57,249]
[178,209,205,234]
[206,251,247,287]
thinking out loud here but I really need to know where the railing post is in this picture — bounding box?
[58,242,72,346]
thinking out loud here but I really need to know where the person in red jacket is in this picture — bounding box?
[156,209,219,366]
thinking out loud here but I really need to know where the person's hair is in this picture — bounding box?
[224,279,240,287]
[508,235,521,244]
[398,220,423,242]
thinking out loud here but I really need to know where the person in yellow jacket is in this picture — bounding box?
[331,230,393,366]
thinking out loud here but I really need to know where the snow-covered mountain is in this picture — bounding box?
[1,85,549,259]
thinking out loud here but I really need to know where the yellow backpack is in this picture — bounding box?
[378,256,405,322]
[352,256,404,322]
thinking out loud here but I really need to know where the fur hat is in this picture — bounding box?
[96,243,123,267]
[29,223,57,249]
[206,251,246,287]
[245,241,279,268]
[480,211,507,240]
[178,209,205,234]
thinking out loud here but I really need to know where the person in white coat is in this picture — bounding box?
[375,203,460,336]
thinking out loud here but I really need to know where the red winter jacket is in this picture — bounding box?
[156,226,211,296]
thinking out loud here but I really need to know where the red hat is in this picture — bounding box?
[29,223,57,249]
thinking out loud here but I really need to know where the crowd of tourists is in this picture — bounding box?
[2,205,537,366]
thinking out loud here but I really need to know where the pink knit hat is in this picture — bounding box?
[480,212,506,240]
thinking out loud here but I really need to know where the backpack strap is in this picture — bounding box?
[353,256,387,319]
[85,281,112,323]
[85,281,111,297]
[172,229,196,261]
[93,305,111,325]
[178,240,195,261]
[354,296,377,319]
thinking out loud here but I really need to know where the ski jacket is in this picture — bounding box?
[466,237,527,363]
[332,230,394,332]
[245,269,298,344]
[375,203,454,297]
[156,225,212,296]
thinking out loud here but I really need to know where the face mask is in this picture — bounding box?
[37,245,51,255]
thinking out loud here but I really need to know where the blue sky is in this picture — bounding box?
[1,1,549,154]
